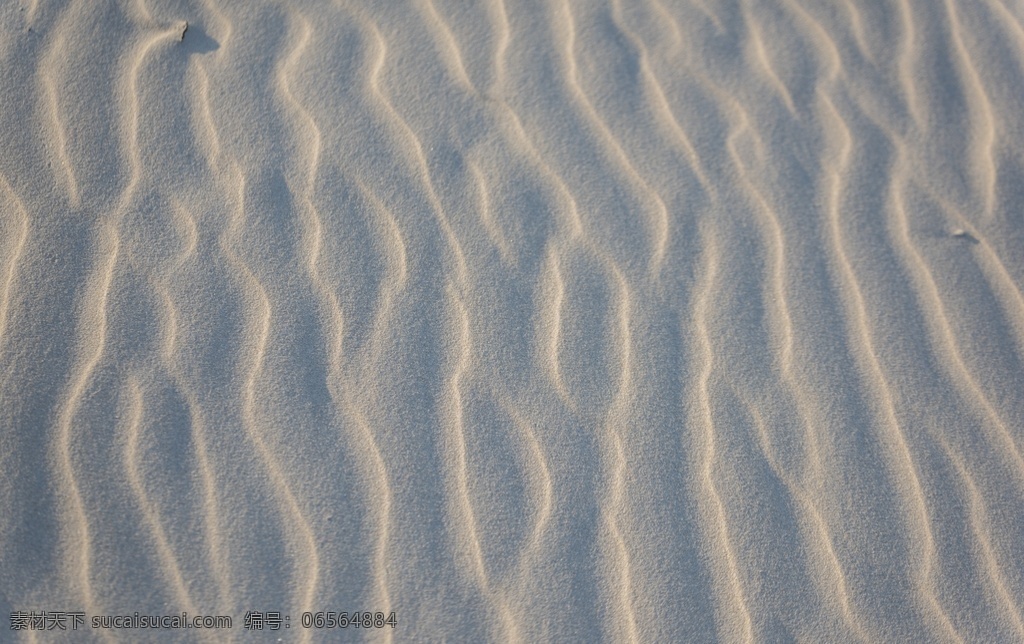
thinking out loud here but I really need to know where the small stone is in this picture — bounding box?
[949,228,979,244]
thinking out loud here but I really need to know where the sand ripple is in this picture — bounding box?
[1,0,1022,641]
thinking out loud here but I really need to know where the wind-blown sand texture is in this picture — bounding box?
[1,0,1024,641]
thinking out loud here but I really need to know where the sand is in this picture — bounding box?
[1,0,1023,641]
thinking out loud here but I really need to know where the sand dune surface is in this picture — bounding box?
[1,0,1024,641]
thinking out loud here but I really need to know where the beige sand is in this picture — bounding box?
[1,0,1023,641]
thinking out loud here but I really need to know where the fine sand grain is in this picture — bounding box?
[1,0,1023,641]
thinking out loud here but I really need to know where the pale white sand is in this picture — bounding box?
[2,0,1024,641]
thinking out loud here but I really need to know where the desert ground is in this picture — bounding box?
[1,0,1023,641]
